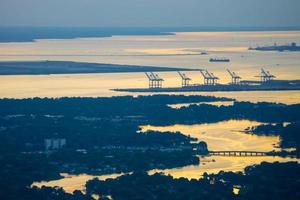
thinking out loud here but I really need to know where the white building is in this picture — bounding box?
[45,138,66,151]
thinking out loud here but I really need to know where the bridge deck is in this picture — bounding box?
[209,151,269,156]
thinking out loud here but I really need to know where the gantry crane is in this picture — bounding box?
[227,69,242,84]
[151,72,164,88]
[145,72,155,88]
[145,72,164,88]
[200,69,219,85]
[177,71,191,87]
[209,72,219,85]
[200,69,211,85]
[255,68,276,83]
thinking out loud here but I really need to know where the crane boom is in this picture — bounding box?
[178,71,191,87]
[227,69,241,84]
[227,69,235,78]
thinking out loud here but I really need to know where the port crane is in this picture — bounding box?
[200,69,219,85]
[263,69,276,81]
[151,72,164,88]
[255,68,276,83]
[177,71,191,87]
[200,69,212,85]
[145,72,156,88]
[209,72,219,85]
[145,72,164,88]
[227,69,241,84]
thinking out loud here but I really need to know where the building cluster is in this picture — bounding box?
[45,138,66,151]
[99,141,208,154]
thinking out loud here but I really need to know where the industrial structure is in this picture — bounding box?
[255,68,276,83]
[209,72,219,85]
[227,69,242,84]
[177,71,191,87]
[115,68,300,92]
[199,69,211,85]
[209,150,268,157]
[145,72,164,89]
[45,138,66,151]
[199,69,219,85]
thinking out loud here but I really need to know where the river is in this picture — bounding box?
[142,120,299,178]
[3,31,300,193]
[33,120,299,193]
[1,31,300,104]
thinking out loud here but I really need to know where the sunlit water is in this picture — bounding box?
[33,173,124,194]
[1,31,300,82]
[0,73,300,104]
[0,31,300,103]
[33,120,299,192]
[142,120,299,178]
[140,120,280,152]
[149,155,298,179]
[2,31,300,192]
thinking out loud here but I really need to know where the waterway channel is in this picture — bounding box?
[33,119,299,193]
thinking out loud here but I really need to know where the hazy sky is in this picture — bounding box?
[0,0,300,27]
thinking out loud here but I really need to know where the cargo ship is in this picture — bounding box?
[249,42,300,52]
[209,58,230,62]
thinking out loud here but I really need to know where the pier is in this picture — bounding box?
[209,151,269,157]
[114,68,300,93]
[114,80,300,93]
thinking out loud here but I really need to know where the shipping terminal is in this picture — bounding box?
[113,68,300,93]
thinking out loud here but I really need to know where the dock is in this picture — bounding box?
[113,68,300,93]
[113,80,300,93]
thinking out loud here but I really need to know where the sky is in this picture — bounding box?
[0,0,300,27]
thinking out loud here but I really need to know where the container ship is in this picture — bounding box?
[249,42,300,52]
[209,58,230,62]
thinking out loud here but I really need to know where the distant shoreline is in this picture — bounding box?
[0,60,194,75]
[0,27,300,43]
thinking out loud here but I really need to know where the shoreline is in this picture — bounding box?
[1,27,300,43]
[113,83,300,93]
[0,60,194,75]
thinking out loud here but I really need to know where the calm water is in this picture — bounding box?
[33,120,299,193]
[0,73,300,104]
[149,155,298,179]
[1,31,300,81]
[0,31,300,103]
[3,31,300,192]
[141,120,280,152]
[33,173,124,194]
[143,120,299,178]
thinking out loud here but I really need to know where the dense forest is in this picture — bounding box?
[0,95,300,199]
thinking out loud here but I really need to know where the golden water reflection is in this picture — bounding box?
[143,120,299,179]
[1,31,300,82]
[149,156,298,180]
[33,120,299,192]
[32,173,124,194]
[140,120,279,152]
[1,73,300,105]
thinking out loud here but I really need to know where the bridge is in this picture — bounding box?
[209,151,269,157]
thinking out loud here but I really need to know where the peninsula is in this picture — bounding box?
[0,61,192,75]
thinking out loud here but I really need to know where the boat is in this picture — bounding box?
[249,42,300,52]
[209,58,230,62]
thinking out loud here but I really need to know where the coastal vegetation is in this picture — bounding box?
[85,162,300,200]
[246,122,300,157]
[0,61,190,75]
[0,94,299,199]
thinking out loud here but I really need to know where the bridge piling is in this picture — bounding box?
[209,150,268,157]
